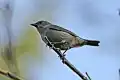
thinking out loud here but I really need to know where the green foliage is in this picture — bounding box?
[15,27,40,57]
[0,27,42,80]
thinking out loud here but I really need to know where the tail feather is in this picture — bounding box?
[85,40,100,46]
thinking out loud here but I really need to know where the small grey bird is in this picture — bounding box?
[31,21,100,54]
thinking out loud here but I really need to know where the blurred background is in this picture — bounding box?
[0,0,120,80]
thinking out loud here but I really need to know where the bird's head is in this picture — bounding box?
[30,20,51,28]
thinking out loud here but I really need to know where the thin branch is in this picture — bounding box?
[2,2,19,75]
[45,37,88,80]
[0,69,22,80]
[85,72,92,80]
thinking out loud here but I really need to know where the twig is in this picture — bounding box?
[45,37,88,80]
[0,69,22,80]
[2,2,19,75]
[0,2,20,80]
[85,72,92,80]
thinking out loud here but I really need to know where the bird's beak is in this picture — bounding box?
[30,23,37,28]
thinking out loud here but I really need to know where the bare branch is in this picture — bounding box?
[45,37,88,80]
[1,1,19,75]
[0,69,22,80]
[85,72,92,80]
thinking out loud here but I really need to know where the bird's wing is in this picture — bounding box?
[47,25,78,37]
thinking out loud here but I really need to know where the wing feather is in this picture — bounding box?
[47,25,78,37]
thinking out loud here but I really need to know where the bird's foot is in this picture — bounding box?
[61,55,66,64]
[57,49,62,58]
[63,53,66,57]
[61,52,66,64]
[56,49,65,63]
[62,50,67,56]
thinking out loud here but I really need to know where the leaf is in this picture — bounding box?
[15,27,40,58]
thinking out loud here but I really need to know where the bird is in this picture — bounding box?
[31,20,100,55]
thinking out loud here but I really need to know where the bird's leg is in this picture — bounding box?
[59,49,67,63]
[45,37,65,62]
[62,50,68,56]
[44,36,66,63]
[60,42,70,63]
[61,48,69,63]
[62,42,71,56]
[54,48,66,63]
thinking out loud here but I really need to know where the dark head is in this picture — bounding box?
[30,20,51,28]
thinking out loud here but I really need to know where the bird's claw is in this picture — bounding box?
[61,52,66,64]
[61,55,66,64]
[63,53,66,57]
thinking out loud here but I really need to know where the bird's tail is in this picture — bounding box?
[85,40,100,46]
